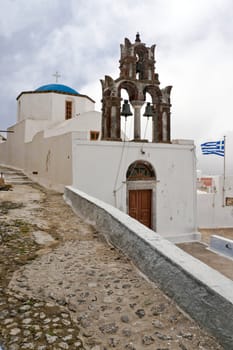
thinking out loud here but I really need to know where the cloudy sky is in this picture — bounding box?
[1,0,233,174]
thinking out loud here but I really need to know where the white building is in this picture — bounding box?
[0,34,199,242]
[0,83,101,190]
[197,175,233,228]
[16,83,100,142]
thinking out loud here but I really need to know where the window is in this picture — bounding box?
[65,101,72,120]
[90,131,100,141]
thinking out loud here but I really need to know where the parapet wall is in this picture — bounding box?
[64,186,233,350]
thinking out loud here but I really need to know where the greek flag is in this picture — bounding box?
[201,140,225,157]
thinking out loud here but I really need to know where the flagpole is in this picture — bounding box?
[222,135,226,207]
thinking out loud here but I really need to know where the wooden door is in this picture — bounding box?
[129,189,152,228]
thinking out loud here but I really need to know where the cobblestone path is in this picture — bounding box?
[0,167,223,350]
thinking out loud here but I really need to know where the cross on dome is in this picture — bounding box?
[135,32,141,42]
[52,71,61,83]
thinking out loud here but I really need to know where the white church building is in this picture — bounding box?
[0,83,101,191]
[0,34,199,242]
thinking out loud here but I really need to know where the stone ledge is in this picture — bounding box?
[210,234,233,259]
[64,186,233,350]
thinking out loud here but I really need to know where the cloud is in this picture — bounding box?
[0,0,69,38]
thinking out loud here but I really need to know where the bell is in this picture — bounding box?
[143,102,153,117]
[121,100,133,117]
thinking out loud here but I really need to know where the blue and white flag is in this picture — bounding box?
[201,140,225,157]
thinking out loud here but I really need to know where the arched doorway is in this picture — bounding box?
[126,160,156,229]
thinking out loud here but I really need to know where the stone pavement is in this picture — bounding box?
[0,166,223,349]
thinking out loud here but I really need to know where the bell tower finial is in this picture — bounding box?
[135,32,141,42]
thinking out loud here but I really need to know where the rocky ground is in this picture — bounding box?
[0,167,223,350]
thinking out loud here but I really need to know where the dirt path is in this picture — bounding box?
[0,167,223,350]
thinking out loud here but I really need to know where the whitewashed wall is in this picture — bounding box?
[73,111,101,132]
[0,108,100,192]
[25,119,50,142]
[51,94,95,122]
[0,130,198,238]
[0,124,74,192]
[44,111,101,139]
[72,139,197,239]
[198,176,233,228]
[18,94,53,122]
[17,92,95,125]
[24,131,73,192]
[0,121,26,169]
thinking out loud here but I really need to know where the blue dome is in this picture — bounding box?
[35,84,79,95]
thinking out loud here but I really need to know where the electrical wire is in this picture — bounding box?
[113,118,127,206]
[113,114,152,207]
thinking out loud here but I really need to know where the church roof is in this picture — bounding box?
[35,84,79,95]
[16,83,95,103]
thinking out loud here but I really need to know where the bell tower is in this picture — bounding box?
[101,33,172,142]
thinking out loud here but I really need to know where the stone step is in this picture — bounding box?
[0,168,33,185]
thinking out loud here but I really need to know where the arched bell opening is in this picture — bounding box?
[120,89,134,140]
[134,45,149,80]
[118,81,139,141]
[135,54,140,80]
[141,92,153,141]
[118,80,138,101]
[143,86,162,142]
[126,160,157,230]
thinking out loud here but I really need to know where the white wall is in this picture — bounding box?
[0,121,26,169]
[198,176,233,228]
[24,131,73,192]
[25,119,50,142]
[18,94,53,122]
[0,123,73,192]
[18,92,95,125]
[44,111,101,139]
[72,139,197,237]
[74,111,100,131]
[51,94,95,123]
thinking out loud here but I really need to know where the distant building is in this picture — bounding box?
[0,34,199,242]
[197,175,233,228]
